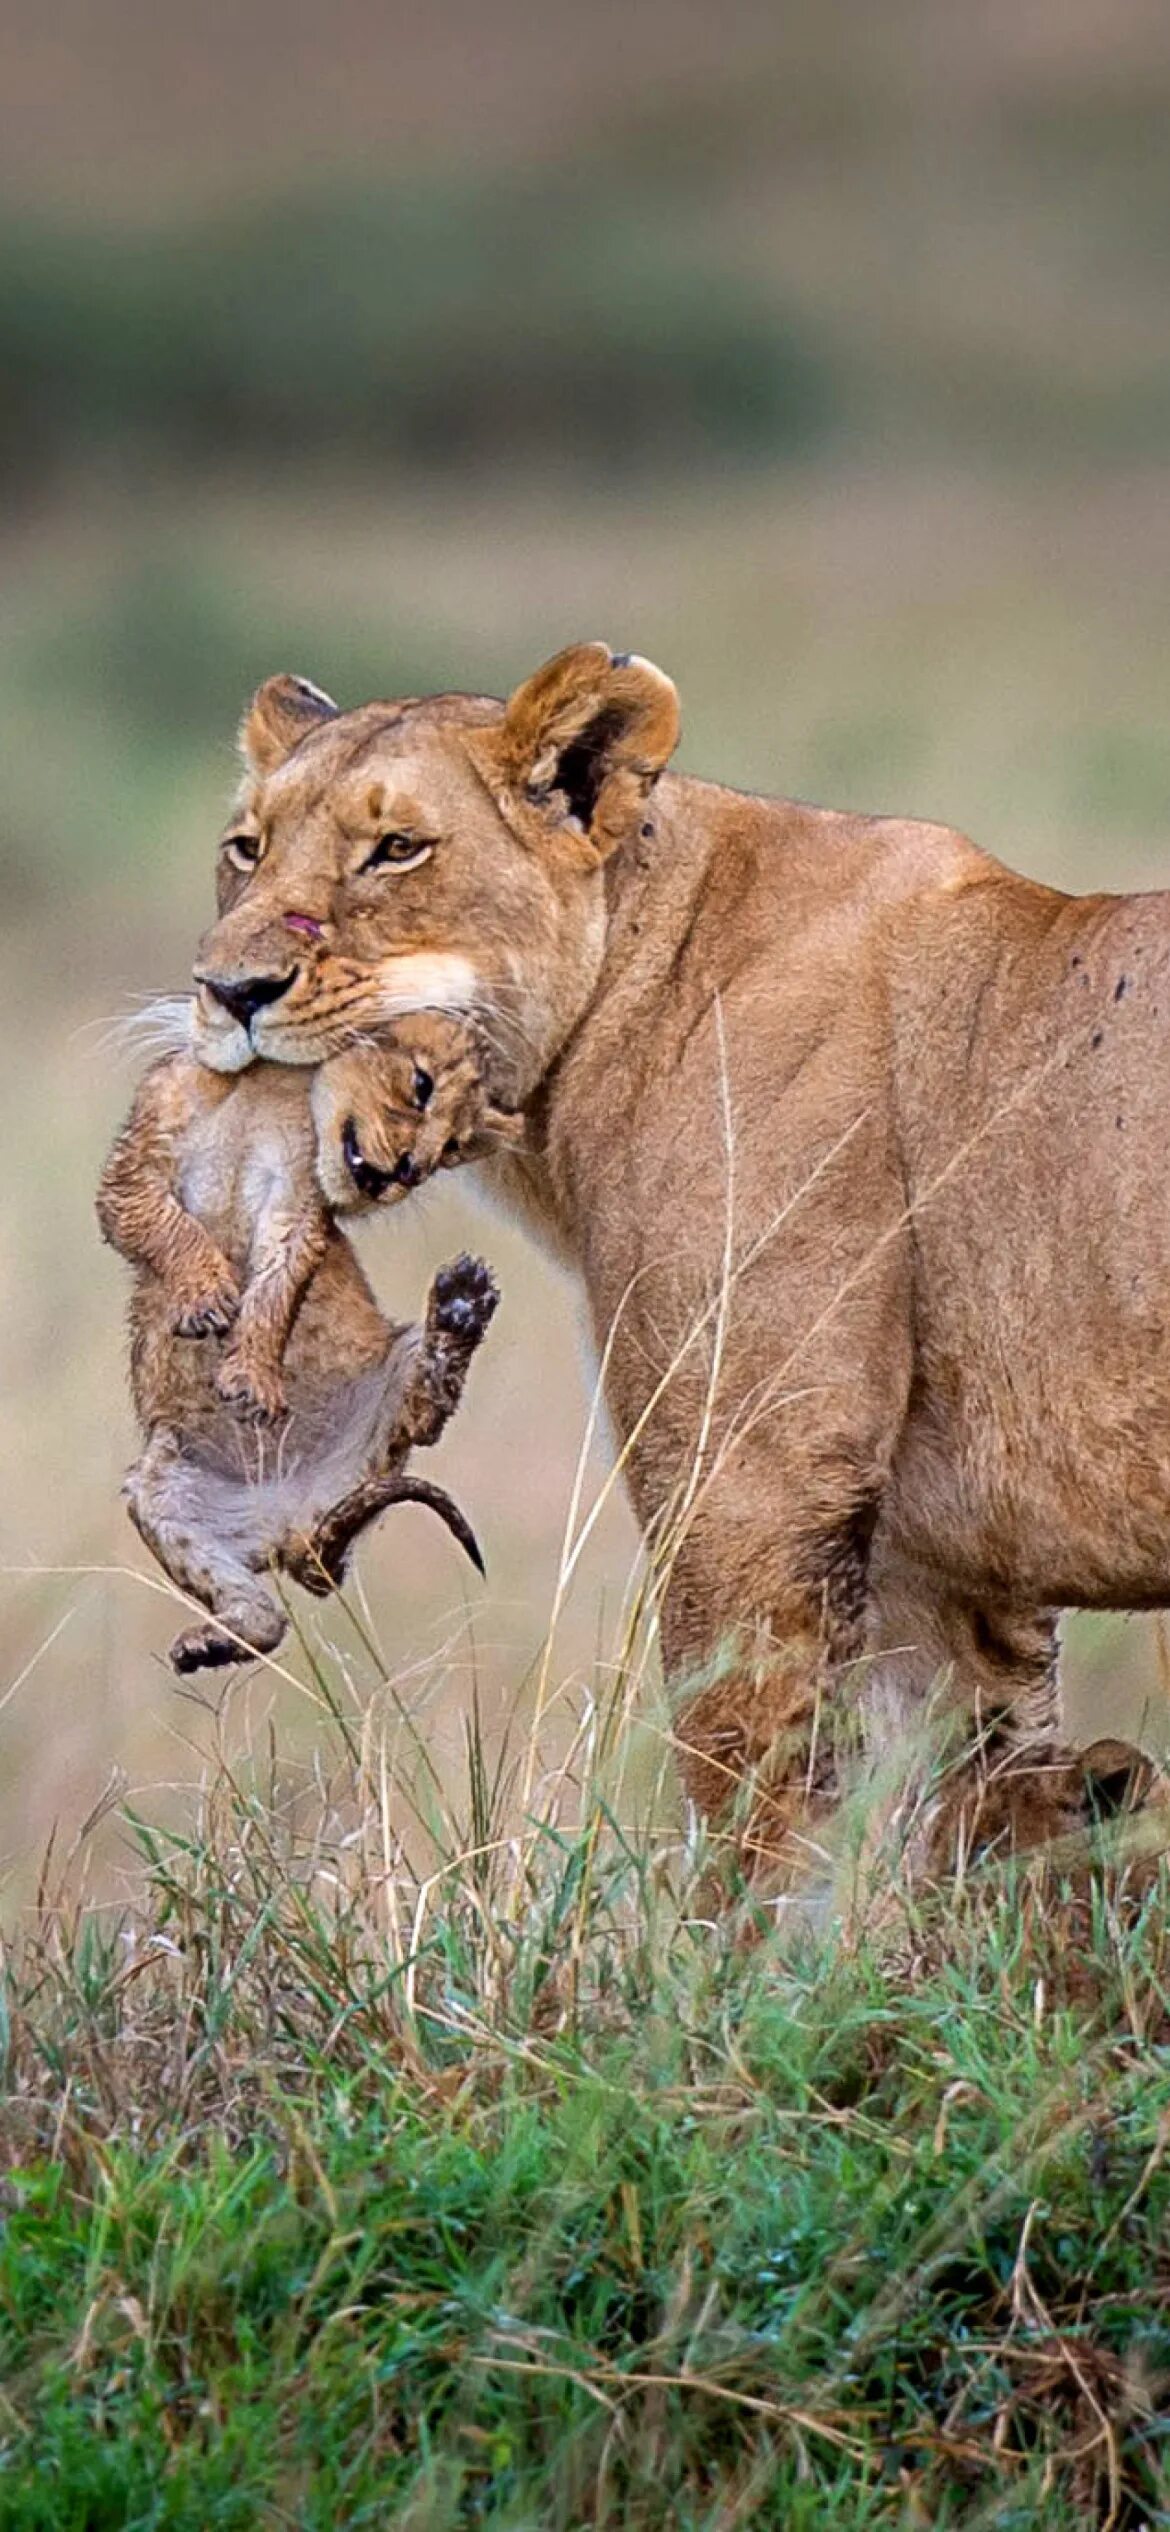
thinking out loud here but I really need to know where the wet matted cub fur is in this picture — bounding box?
[187,646,1170,1863]
[98,1017,508,1672]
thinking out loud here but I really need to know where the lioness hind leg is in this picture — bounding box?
[123,1434,287,1674]
[862,1582,1084,1873]
[960,1609,1084,1853]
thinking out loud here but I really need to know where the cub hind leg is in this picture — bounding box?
[375,1254,501,1452]
[286,1253,499,1594]
[124,1431,287,1673]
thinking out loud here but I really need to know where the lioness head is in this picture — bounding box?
[192,644,680,1101]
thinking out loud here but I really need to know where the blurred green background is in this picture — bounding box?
[4,0,1170,1898]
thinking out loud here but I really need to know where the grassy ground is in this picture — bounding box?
[2,1682,1170,2528]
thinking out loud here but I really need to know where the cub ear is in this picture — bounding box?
[241,673,339,776]
[491,642,680,857]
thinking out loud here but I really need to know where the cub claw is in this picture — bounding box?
[174,1284,239,1339]
[214,1356,286,1428]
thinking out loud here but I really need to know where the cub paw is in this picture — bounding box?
[428,1253,500,1347]
[173,1272,240,1339]
[214,1352,286,1428]
[170,1622,246,1674]
[170,1605,285,1671]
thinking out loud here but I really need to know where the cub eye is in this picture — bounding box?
[361,833,433,875]
[412,1066,434,1109]
[224,832,263,871]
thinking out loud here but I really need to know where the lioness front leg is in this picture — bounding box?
[662,1484,879,1881]
[215,1206,331,1427]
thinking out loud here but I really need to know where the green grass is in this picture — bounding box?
[2,1690,1170,2527]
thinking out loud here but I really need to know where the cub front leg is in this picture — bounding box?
[216,1206,331,1426]
[97,1061,240,1335]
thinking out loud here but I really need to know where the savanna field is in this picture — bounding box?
[7,2,1170,2519]
[6,1706,1170,2526]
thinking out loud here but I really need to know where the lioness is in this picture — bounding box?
[98,1014,512,1670]
[184,650,1170,1860]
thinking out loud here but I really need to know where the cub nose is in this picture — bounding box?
[198,970,297,1030]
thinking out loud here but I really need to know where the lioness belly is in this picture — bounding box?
[887,1360,1170,1612]
[891,886,1170,1609]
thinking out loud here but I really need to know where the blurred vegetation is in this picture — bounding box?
[8,60,1170,504]
[32,556,443,747]
[0,179,832,492]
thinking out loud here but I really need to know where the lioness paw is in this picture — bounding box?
[428,1253,500,1347]
[214,1351,286,1427]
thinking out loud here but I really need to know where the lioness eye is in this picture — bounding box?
[361,833,433,874]
[224,832,263,870]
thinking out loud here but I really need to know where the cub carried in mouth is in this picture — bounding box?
[97,1011,521,1672]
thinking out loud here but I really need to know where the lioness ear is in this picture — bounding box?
[492,642,680,857]
[241,673,339,776]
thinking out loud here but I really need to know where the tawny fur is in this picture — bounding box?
[97,1015,510,1671]
[183,647,1170,1860]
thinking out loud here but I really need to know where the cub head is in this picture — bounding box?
[311,1012,524,1214]
[191,644,680,1102]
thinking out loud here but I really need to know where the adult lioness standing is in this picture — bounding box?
[189,646,1170,1864]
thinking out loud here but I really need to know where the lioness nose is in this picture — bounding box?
[198,970,297,1030]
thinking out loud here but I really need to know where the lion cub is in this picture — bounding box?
[97,1013,521,1672]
